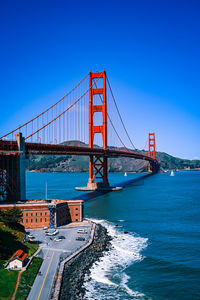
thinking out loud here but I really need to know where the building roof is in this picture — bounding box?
[0,199,83,209]
[8,249,27,263]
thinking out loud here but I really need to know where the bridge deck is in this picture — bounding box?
[0,140,158,163]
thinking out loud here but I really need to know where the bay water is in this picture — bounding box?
[26,171,200,300]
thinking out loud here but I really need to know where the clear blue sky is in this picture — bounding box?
[0,0,199,159]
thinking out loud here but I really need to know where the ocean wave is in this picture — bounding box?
[83,218,148,299]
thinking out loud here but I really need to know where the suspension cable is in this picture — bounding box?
[106,76,136,150]
[93,81,128,150]
[0,72,89,140]
[25,72,103,140]
[143,138,148,151]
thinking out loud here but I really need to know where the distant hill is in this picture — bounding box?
[26,141,200,173]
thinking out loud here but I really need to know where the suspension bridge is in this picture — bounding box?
[0,70,159,202]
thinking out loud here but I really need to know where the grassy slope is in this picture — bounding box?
[0,222,38,263]
[157,151,200,169]
[0,223,38,300]
[15,257,43,300]
[0,269,18,300]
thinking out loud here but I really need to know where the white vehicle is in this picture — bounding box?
[28,234,34,238]
[46,230,59,236]
[43,226,48,230]
[77,229,87,234]
[29,237,35,242]
[54,238,62,242]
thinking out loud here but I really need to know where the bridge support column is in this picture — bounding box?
[15,132,26,201]
[148,133,159,173]
[76,71,122,191]
[88,155,109,189]
[148,133,155,172]
[0,155,19,202]
[87,71,109,190]
[0,132,26,202]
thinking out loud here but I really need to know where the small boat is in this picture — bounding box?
[124,172,127,177]
[170,170,175,176]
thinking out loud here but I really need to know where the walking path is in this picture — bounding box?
[11,270,23,300]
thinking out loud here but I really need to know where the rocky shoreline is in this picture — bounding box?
[59,223,112,300]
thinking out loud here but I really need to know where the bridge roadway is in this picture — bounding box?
[27,223,92,300]
[0,140,158,164]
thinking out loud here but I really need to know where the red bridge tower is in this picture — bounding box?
[87,71,109,189]
[148,132,158,173]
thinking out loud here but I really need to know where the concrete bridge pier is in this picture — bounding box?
[0,132,26,202]
[15,132,26,201]
[0,155,18,202]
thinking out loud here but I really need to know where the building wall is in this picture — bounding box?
[0,199,84,229]
[8,259,23,270]
[67,201,83,222]
[21,208,50,229]
[56,205,69,227]
[56,200,83,226]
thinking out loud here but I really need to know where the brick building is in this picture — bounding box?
[0,199,84,229]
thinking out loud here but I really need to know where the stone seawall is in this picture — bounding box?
[59,224,112,300]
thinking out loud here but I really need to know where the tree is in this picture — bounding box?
[0,207,23,226]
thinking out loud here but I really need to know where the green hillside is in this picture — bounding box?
[0,209,38,300]
[26,142,200,172]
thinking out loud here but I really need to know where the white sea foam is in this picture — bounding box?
[83,219,148,299]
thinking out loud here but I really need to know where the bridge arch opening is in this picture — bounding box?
[92,94,103,105]
[93,111,103,126]
[92,78,103,89]
[93,132,103,148]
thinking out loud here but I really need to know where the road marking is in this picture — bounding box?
[37,251,54,300]
[41,247,71,253]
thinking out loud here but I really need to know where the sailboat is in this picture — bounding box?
[170,170,175,176]
[124,172,127,177]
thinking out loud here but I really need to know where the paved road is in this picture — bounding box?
[27,224,92,300]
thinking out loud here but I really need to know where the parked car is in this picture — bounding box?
[45,228,56,233]
[43,226,48,230]
[27,234,34,238]
[54,238,62,242]
[58,236,65,239]
[46,230,59,236]
[47,228,56,232]
[76,236,85,241]
[77,229,87,234]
